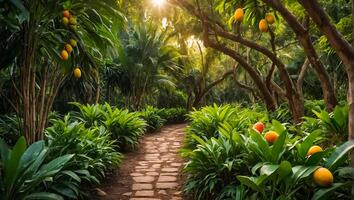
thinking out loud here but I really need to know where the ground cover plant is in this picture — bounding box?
[182,104,354,200]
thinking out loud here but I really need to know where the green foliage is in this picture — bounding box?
[139,106,166,132]
[313,104,348,136]
[0,137,79,200]
[185,104,266,148]
[185,104,238,148]
[102,104,146,151]
[182,104,354,200]
[70,102,104,128]
[66,102,147,151]
[0,114,23,146]
[159,107,187,124]
[45,115,122,183]
[268,103,292,123]
[157,89,187,108]
[183,126,249,200]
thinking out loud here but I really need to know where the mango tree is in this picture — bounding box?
[0,0,126,144]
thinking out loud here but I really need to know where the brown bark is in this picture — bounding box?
[262,0,337,111]
[192,69,234,108]
[233,66,259,99]
[170,0,304,121]
[297,59,310,102]
[294,0,354,196]
[202,25,277,111]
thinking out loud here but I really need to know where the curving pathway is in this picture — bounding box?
[98,124,187,200]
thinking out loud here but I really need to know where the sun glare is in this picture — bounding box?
[152,0,165,7]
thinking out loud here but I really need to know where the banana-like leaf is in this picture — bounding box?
[24,192,64,200]
[311,182,352,200]
[325,140,354,170]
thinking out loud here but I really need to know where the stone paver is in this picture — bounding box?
[99,124,186,200]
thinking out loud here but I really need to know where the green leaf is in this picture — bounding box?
[37,154,74,177]
[19,140,45,171]
[325,140,354,170]
[260,164,279,176]
[292,166,319,184]
[191,134,206,146]
[305,151,326,166]
[24,192,64,200]
[270,130,286,163]
[252,162,267,175]
[237,176,264,193]
[4,136,27,187]
[299,130,322,158]
[271,120,286,134]
[278,161,292,180]
[311,182,352,200]
[250,129,270,160]
[62,170,81,182]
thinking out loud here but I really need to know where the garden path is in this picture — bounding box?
[97,124,187,200]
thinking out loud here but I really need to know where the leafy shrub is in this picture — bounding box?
[313,104,348,136]
[157,89,187,108]
[45,115,122,183]
[268,103,292,123]
[0,114,22,146]
[236,122,353,200]
[183,123,250,200]
[182,104,354,200]
[304,100,326,117]
[70,102,104,127]
[102,104,146,151]
[185,104,266,149]
[139,106,165,132]
[159,107,187,124]
[0,136,79,200]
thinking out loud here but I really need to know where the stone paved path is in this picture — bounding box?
[98,124,186,200]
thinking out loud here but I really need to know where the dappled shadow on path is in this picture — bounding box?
[95,124,187,200]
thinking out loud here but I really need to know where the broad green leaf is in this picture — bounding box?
[191,134,206,146]
[271,130,286,163]
[19,140,45,171]
[325,140,354,170]
[299,130,322,158]
[278,161,292,180]
[250,129,270,160]
[305,151,326,166]
[260,164,279,176]
[311,182,352,200]
[237,176,263,193]
[37,154,74,177]
[24,192,64,200]
[292,165,319,183]
[271,120,286,134]
[4,136,27,187]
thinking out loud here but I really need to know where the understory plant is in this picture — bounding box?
[0,114,23,146]
[158,107,187,124]
[182,104,354,200]
[139,106,165,132]
[102,104,146,150]
[185,104,266,149]
[45,115,122,183]
[0,137,79,200]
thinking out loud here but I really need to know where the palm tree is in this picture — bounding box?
[104,23,181,109]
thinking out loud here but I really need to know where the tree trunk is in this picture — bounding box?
[21,18,37,144]
[202,28,276,111]
[295,0,354,197]
[262,0,337,111]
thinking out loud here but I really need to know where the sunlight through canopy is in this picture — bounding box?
[152,0,165,7]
